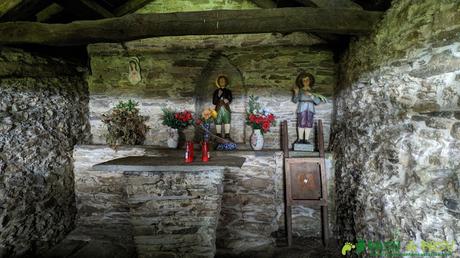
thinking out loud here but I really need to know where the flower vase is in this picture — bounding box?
[250,129,264,150]
[167,128,179,148]
[202,123,211,142]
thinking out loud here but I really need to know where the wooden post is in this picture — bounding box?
[282,120,292,246]
[321,205,329,247]
[317,120,325,158]
[281,120,289,158]
[286,204,293,246]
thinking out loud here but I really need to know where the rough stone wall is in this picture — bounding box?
[0,48,90,257]
[217,152,335,256]
[334,0,460,251]
[87,34,335,148]
[73,145,335,255]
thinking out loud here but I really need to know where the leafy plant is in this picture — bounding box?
[102,100,149,146]
[115,99,138,111]
[247,95,261,115]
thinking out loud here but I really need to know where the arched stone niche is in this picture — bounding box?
[195,53,247,143]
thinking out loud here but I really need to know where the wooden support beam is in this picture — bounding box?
[0,0,53,21]
[0,7,383,46]
[35,3,64,22]
[78,0,114,17]
[250,0,277,8]
[294,0,362,9]
[0,0,22,17]
[308,0,362,9]
[114,0,155,16]
[53,0,114,19]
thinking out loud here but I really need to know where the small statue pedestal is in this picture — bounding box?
[293,142,314,152]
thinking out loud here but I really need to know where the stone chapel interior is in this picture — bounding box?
[0,0,458,258]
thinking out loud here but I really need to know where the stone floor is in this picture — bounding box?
[40,236,342,258]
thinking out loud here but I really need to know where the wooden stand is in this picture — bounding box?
[281,120,329,247]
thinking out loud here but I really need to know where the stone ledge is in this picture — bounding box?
[76,144,331,157]
[91,155,246,172]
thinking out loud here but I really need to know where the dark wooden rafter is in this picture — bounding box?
[289,0,316,7]
[0,0,53,21]
[0,7,383,46]
[35,3,64,22]
[295,0,362,9]
[312,0,362,9]
[53,0,114,19]
[250,0,277,8]
[351,0,391,11]
[114,0,155,16]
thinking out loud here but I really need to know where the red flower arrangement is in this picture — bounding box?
[247,113,276,133]
[174,110,193,122]
[161,108,194,129]
[246,96,276,134]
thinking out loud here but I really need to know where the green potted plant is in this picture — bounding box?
[101,100,149,147]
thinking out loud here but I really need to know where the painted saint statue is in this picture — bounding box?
[212,75,233,141]
[127,57,141,85]
[292,72,321,144]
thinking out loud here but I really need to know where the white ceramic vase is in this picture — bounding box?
[250,129,264,150]
[167,128,179,148]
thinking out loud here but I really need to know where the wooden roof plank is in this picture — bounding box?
[35,3,64,22]
[308,0,362,9]
[114,0,155,16]
[0,0,53,21]
[250,0,277,8]
[53,0,114,19]
[0,0,22,18]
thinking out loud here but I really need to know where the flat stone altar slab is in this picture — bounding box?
[92,155,246,172]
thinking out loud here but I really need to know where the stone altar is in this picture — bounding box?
[73,155,244,258]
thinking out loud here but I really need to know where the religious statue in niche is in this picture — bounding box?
[213,74,234,141]
[127,57,141,85]
[292,72,326,150]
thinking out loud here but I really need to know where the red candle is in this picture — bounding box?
[185,141,194,163]
[202,141,209,162]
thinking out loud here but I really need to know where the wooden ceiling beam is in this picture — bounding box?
[35,3,64,22]
[250,0,277,8]
[0,7,383,46]
[309,0,362,9]
[53,0,114,19]
[0,0,22,17]
[294,0,362,9]
[0,0,53,21]
[114,0,155,16]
